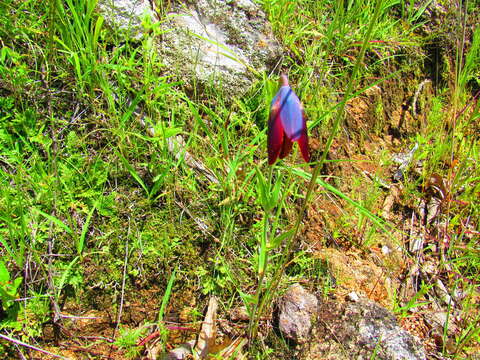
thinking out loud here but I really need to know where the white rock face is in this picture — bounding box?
[97,0,283,97]
[170,11,248,72]
[160,0,282,96]
[97,0,155,40]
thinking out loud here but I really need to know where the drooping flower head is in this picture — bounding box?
[267,74,310,165]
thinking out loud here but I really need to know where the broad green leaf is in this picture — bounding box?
[0,260,10,283]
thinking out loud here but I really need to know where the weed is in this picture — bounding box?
[114,325,145,359]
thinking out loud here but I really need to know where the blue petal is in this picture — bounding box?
[275,86,305,141]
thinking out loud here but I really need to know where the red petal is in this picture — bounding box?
[268,100,284,165]
[297,129,310,163]
[279,136,293,159]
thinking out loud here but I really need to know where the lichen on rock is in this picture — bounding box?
[302,298,426,360]
[276,284,319,344]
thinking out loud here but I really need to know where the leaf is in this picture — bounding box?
[238,290,255,306]
[0,235,15,264]
[120,90,144,127]
[56,257,79,300]
[158,269,176,323]
[0,260,10,283]
[269,229,295,250]
[270,171,283,208]
[33,209,73,234]
[116,150,149,195]
[160,126,183,139]
[92,16,104,52]
[77,205,96,255]
[11,277,23,293]
[255,166,270,211]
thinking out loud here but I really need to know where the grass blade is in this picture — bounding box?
[77,205,96,255]
[158,269,176,323]
[116,151,149,196]
[33,209,73,235]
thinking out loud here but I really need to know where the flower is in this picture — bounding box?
[267,74,310,165]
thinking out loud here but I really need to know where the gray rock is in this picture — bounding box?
[97,0,282,96]
[159,0,282,96]
[158,340,195,360]
[301,299,426,360]
[347,291,360,302]
[277,284,319,344]
[97,0,156,40]
[423,311,457,335]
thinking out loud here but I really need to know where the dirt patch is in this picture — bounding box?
[36,284,202,359]
[314,248,403,308]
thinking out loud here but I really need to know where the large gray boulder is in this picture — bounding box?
[97,0,283,96]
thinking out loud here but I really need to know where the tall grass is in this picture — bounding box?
[52,0,104,96]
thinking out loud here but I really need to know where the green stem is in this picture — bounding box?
[248,165,274,341]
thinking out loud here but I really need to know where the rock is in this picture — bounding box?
[276,284,319,344]
[347,291,360,302]
[159,0,282,97]
[409,237,424,253]
[97,0,282,97]
[158,340,195,360]
[302,299,426,360]
[97,0,156,40]
[381,245,391,255]
[423,311,457,336]
[229,306,249,321]
[392,143,419,169]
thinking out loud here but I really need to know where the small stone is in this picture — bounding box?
[347,292,360,302]
[162,340,195,360]
[229,306,249,321]
[381,245,391,255]
[276,284,318,344]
